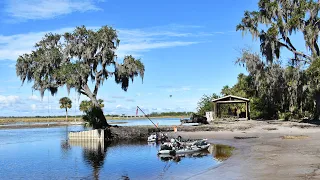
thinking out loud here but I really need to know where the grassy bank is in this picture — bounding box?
[0,116,189,124]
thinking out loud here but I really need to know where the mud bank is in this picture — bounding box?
[109,123,253,140]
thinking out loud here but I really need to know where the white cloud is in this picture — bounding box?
[175,99,197,103]
[8,63,15,68]
[116,105,122,109]
[116,28,204,58]
[0,27,73,61]
[5,0,101,21]
[181,87,191,91]
[112,96,125,99]
[126,99,135,102]
[117,41,198,58]
[166,86,191,92]
[104,99,116,103]
[28,95,42,101]
[197,88,210,91]
[31,104,36,110]
[0,95,20,107]
[0,25,219,61]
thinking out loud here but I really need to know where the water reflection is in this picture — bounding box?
[158,152,209,163]
[209,144,234,162]
[158,144,234,163]
[61,140,70,149]
[69,139,108,180]
[60,138,233,180]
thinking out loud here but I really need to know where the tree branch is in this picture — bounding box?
[314,40,320,56]
[81,84,93,98]
[93,56,111,96]
[279,41,312,63]
[94,67,105,96]
[93,77,101,96]
[280,34,296,51]
[79,89,88,96]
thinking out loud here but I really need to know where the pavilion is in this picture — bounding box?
[212,95,250,120]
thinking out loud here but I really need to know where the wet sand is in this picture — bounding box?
[169,120,320,180]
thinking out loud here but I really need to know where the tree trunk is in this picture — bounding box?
[82,84,110,129]
[66,108,68,121]
[314,91,320,120]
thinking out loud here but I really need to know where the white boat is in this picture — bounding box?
[147,133,169,142]
[147,134,157,142]
[158,139,210,155]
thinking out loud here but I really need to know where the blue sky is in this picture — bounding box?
[0,0,263,116]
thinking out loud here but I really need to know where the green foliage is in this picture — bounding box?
[79,99,104,112]
[235,51,313,119]
[278,112,294,121]
[83,107,109,129]
[249,97,268,119]
[197,93,219,115]
[202,64,313,120]
[59,97,72,120]
[221,73,255,98]
[59,97,72,110]
[237,0,320,64]
[16,25,145,128]
[235,0,320,120]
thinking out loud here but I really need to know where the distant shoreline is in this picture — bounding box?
[0,116,189,124]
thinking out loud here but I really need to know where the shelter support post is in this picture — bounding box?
[213,102,217,120]
[246,102,250,120]
[245,102,248,120]
[248,102,250,120]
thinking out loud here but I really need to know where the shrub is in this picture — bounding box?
[278,112,292,121]
[83,107,108,129]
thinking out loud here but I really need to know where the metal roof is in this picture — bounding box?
[212,95,249,102]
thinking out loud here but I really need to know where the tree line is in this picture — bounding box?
[197,0,320,120]
[58,97,191,120]
[148,112,193,117]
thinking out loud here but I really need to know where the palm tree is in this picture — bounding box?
[59,97,72,121]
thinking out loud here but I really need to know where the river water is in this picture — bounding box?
[0,121,233,179]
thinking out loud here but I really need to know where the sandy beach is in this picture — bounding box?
[168,120,320,180]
